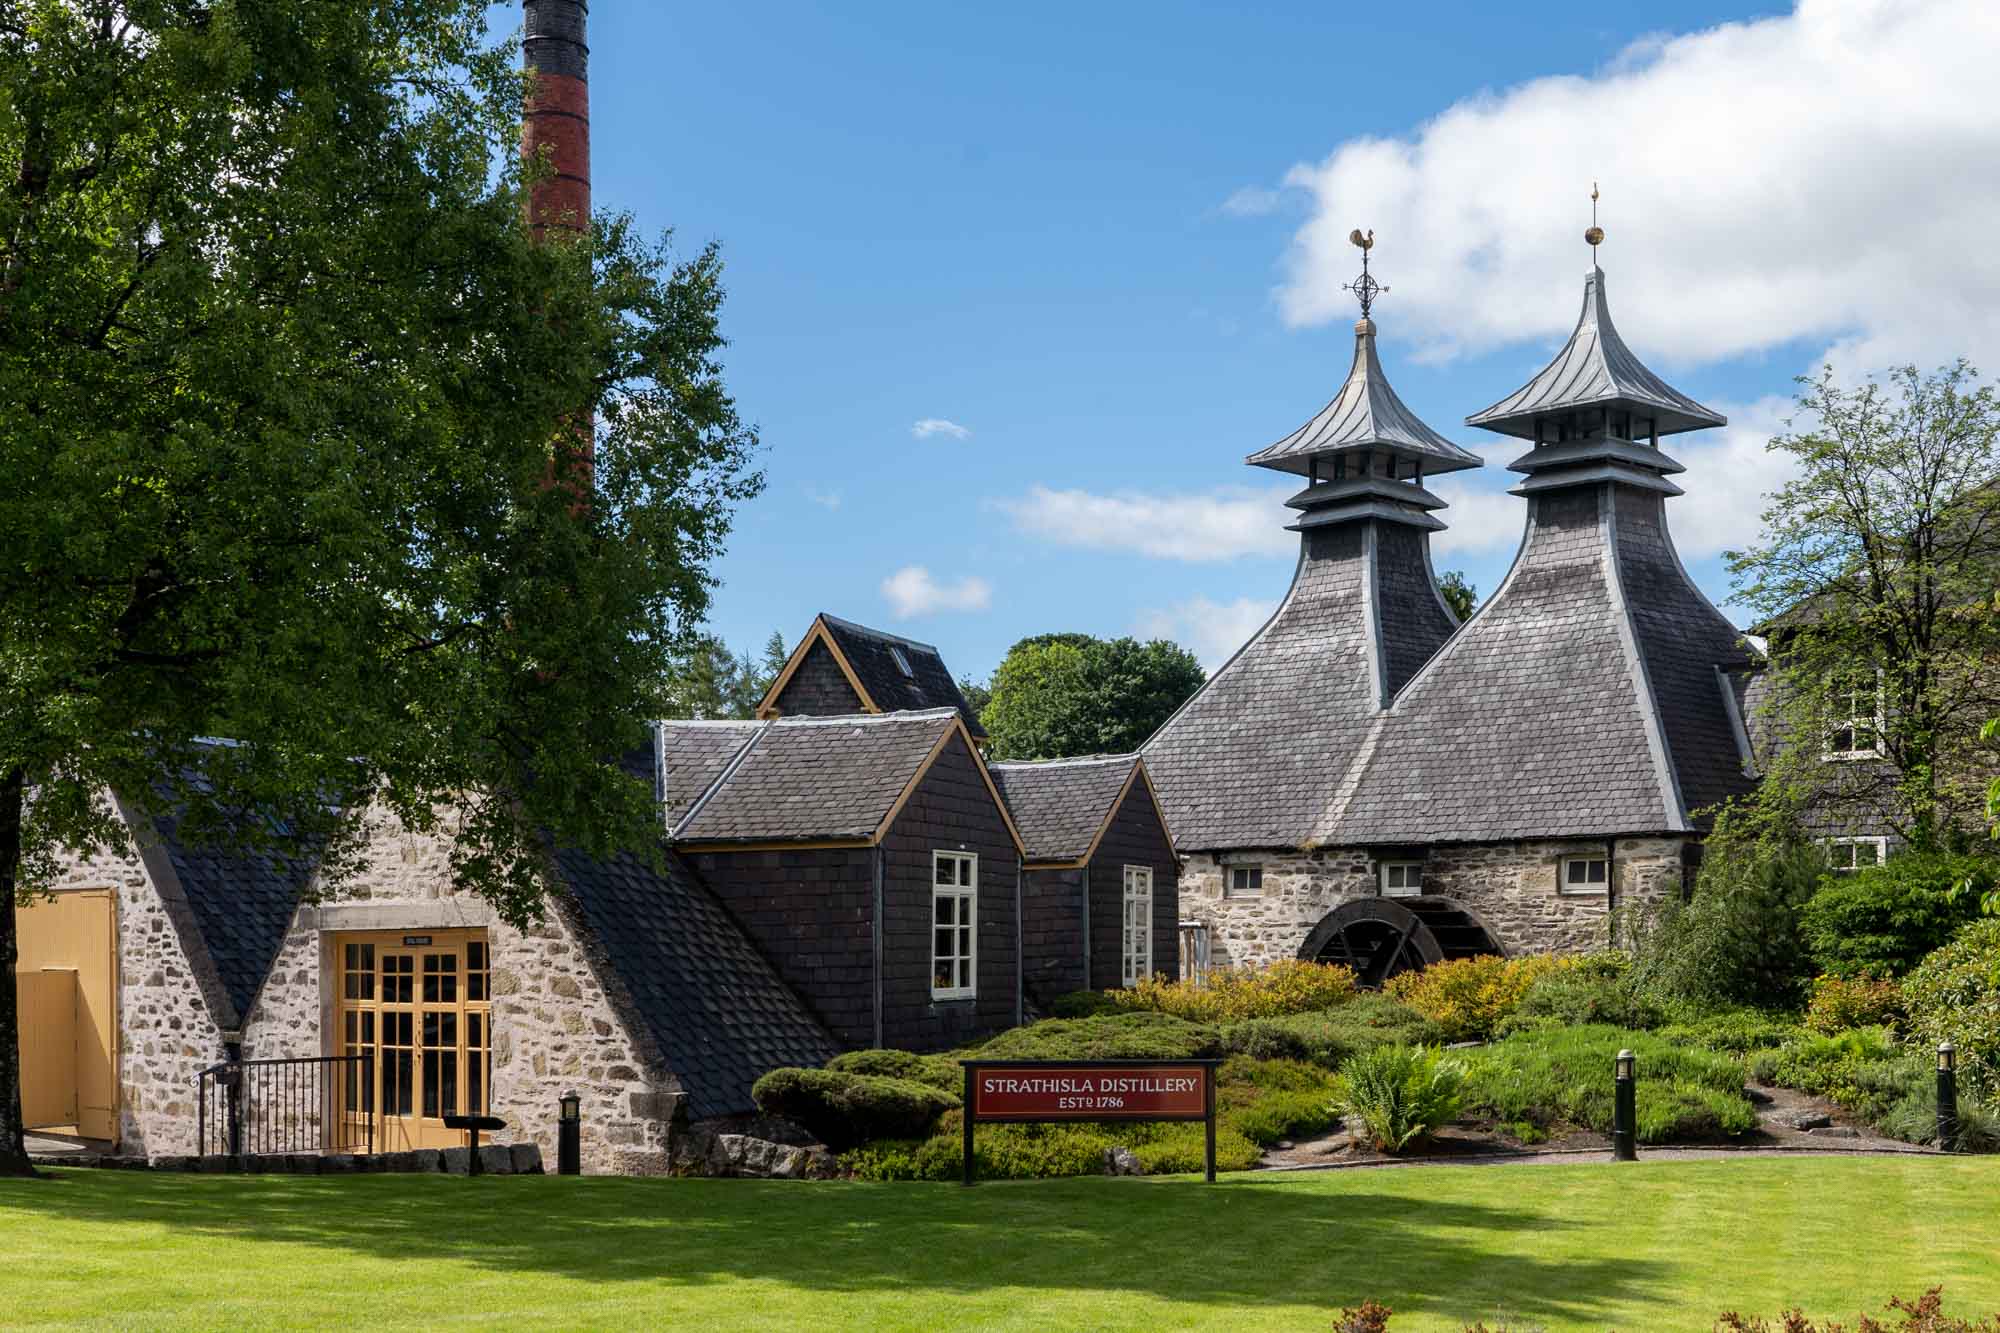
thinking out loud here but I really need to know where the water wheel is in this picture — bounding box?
[1298,897,1501,986]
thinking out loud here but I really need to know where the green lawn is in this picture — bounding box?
[3,1158,1997,1330]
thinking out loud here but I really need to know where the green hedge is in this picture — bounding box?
[1655,1009,1808,1055]
[840,1114,1265,1182]
[750,1068,958,1151]
[1501,953,1663,1034]
[970,1011,1222,1061]
[1901,919,2000,1097]
[1218,995,1441,1067]
[1460,1025,1758,1143]
[825,1048,962,1093]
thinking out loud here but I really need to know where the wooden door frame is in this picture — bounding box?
[329,928,492,1151]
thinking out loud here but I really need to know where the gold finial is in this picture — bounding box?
[1342,229,1386,321]
[1584,182,1604,257]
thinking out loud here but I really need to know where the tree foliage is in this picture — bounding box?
[0,2,759,1171]
[1436,570,1477,623]
[1730,363,2000,846]
[978,633,1204,760]
[660,630,786,720]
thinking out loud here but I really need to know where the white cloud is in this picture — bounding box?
[1135,597,1276,673]
[1268,0,2000,379]
[1219,185,1285,218]
[912,418,971,441]
[880,565,991,619]
[1663,395,1801,560]
[998,484,1295,562]
[805,487,842,510]
[1428,478,1528,558]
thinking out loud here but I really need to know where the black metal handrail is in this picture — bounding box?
[196,1055,374,1158]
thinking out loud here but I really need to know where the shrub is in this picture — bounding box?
[1655,1009,1808,1056]
[969,1011,1221,1062]
[1048,989,1122,1019]
[1500,951,1664,1033]
[1628,807,1826,1011]
[1216,1057,1341,1146]
[1902,920,2000,1096]
[1384,954,1569,1041]
[1877,1082,2000,1153]
[1335,1044,1467,1153]
[1800,852,1992,979]
[1804,974,1904,1035]
[1219,994,1443,1066]
[751,1068,958,1151]
[838,1113,1263,1181]
[1105,959,1359,1023]
[1459,1025,1758,1143]
[1717,1288,2000,1332]
[825,1048,961,1092]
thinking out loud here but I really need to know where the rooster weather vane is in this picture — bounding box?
[1343,228,1386,321]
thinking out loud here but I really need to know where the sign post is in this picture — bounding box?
[958,1059,1222,1185]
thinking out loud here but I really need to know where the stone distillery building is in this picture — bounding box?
[1145,240,1760,980]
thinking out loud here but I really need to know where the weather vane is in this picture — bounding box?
[1342,229,1386,320]
[1585,182,1604,261]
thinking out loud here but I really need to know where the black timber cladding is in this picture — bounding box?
[819,615,987,738]
[1085,777,1181,991]
[551,845,840,1120]
[878,731,1020,1049]
[988,756,1139,863]
[769,639,868,717]
[1020,865,1086,1003]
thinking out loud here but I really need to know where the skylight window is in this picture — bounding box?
[889,645,915,678]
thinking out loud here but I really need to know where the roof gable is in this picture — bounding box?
[759,615,985,738]
[990,755,1147,865]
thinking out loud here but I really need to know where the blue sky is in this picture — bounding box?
[554,0,1999,679]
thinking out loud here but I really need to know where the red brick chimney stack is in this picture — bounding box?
[523,0,590,241]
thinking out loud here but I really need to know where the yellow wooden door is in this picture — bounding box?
[17,971,77,1128]
[14,891,116,1141]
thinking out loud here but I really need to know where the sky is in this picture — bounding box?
[547,0,2000,679]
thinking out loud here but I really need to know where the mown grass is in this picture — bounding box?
[2,1157,1997,1330]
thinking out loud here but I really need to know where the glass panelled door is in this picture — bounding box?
[334,931,492,1150]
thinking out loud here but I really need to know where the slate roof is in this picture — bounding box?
[820,615,987,738]
[657,721,765,828]
[989,755,1141,863]
[552,842,840,1120]
[1143,520,1457,849]
[672,709,960,844]
[1247,320,1483,478]
[1466,268,1726,440]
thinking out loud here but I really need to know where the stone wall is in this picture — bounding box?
[40,837,227,1157]
[240,803,681,1175]
[1177,836,1693,967]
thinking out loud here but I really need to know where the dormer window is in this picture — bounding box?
[889,645,915,679]
[1824,669,1885,761]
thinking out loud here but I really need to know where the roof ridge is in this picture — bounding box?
[819,613,943,655]
[656,718,766,729]
[767,707,958,727]
[991,754,1135,769]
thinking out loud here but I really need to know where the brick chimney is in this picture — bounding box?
[523,1,590,240]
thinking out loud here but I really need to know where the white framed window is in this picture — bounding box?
[1825,837,1887,874]
[1560,856,1610,896]
[1122,866,1154,987]
[1225,865,1263,898]
[1823,669,1886,761]
[1380,862,1424,898]
[931,851,977,1000]
[889,644,915,678]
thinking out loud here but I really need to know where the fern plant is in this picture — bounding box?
[1334,1045,1466,1153]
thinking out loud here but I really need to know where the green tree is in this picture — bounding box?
[0,4,758,1174]
[1437,570,1478,623]
[980,634,1205,760]
[662,631,784,720]
[1730,363,2000,848]
[956,674,992,717]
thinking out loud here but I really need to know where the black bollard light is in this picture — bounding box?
[558,1090,582,1176]
[1612,1048,1638,1162]
[1936,1042,1959,1155]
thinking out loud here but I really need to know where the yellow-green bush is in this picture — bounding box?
[1804,973,1904,1035]
[1103,958,1358,1023]
[1384,954,1571,1041]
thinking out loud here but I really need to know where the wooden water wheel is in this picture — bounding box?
[1298,897,1501,986]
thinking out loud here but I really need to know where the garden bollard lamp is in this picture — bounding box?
[1936,1043,1958,1155]
[558,1090,582,1176]
[1612,1049,1638,1162]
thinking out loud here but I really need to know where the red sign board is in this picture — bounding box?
[969,1063,1210,1121]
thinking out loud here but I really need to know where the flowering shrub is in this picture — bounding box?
[1106,958,1358,1023]
[1383,954,1570,1041]
[1804,973,1904,1035]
